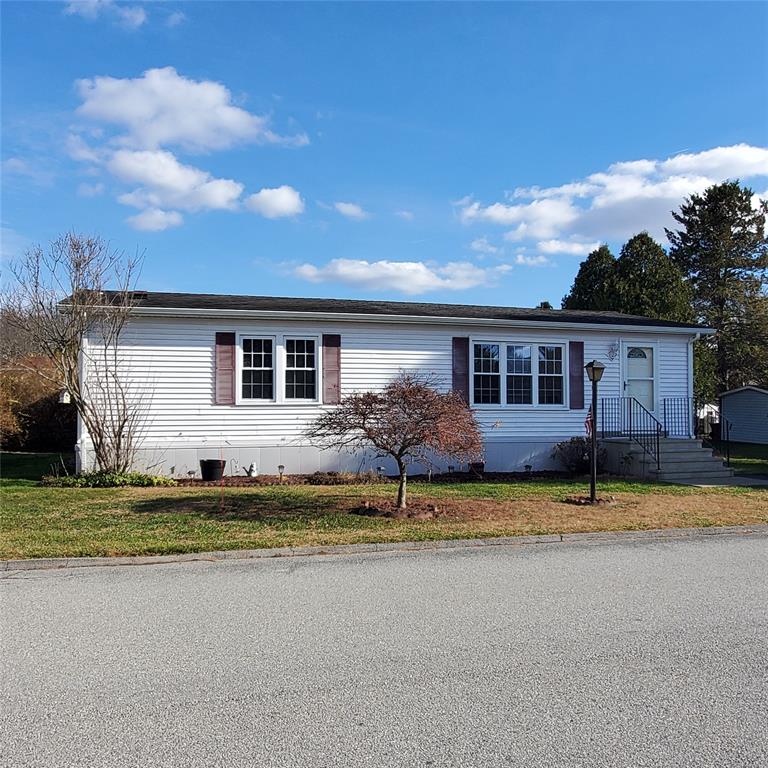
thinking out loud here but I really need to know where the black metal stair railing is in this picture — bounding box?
[662,397,694,438]
[600,396,662,471]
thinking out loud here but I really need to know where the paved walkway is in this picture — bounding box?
[690,474,768,487]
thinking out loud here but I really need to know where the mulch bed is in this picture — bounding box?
[563,495,618,506]
[176,470,574,487]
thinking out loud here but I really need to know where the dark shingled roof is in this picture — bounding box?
[105,290,706,330]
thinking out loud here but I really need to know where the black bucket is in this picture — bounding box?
[200,459,226,481]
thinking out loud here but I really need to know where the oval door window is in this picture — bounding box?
[627,347,647,359]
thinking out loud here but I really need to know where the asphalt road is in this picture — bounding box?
[2,534,767,768]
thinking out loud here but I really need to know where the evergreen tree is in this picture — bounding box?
[666,181,768,394]
[613,233,693,322]
[561,245,616,310]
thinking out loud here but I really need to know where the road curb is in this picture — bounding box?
[2,524,767,573]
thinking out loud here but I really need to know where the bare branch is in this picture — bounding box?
[1,232,147,472]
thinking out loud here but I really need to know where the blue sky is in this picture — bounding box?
[2,1,767,307]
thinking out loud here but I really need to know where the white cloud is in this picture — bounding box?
[108,149,243,211]
[77,182,105,197]
[166,10,186,27]
[246,185,304,218]
[65,1,147,28]
[395,210,415,221]
[67,68,310,232]
[126,208,183,231]
[65,0,113,19]
[334,202,369,220]
[116,5,146,28]
[660,145,768,178]
[515,254,550,267]
[463,198,580,240]
[76,67,308,152]
[2,157,54,186]
[66,133,103,163]
[294,258,512,295]
[537,239,602,256]
[461,144,768,244]
[469,237,500,255]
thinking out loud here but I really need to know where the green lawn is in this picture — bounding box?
[0,451,75,486]
[2,452,766,560]
[714,442,768,476]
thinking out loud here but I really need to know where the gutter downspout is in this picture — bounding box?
[688,332,701,439]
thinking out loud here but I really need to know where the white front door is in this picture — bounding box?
[624,345,655,412]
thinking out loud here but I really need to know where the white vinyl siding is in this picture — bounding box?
[80,318,695,455]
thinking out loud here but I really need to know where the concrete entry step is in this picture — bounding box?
[654,460,732,473]
[602,436,735,481]
[653,469,736,482]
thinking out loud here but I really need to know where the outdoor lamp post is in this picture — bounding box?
[584,360,606,503]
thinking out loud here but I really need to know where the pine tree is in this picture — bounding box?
[561,245,616,310]
[613,233,693,322]
[666,181,768,393]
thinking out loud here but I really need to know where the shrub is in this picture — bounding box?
[306,470,385,485]
[0,358,76,451]
[552,437,606,475]
[41,471,177,488]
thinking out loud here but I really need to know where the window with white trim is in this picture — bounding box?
[285,338,317,400]
[241,338,274,400]
[473,343,501,404]
[506,345,533,404]
[537,345,564,405]
[471,341,566,407]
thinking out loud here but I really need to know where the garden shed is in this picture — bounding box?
[719,386,768,445]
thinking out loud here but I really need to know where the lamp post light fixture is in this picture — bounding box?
[584,360,606,504]
[277,464,285,484]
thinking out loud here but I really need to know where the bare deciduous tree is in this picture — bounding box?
[2,233,145,472]
[305,372,483,509]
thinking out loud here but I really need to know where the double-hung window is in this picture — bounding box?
[285,338,317,400]
[506,345,533,404]
[241,338,274,401]
[473,343,501,404]
[537,345,564,405]
[471,341,566,407]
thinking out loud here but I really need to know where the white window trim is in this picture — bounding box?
[469,338,569,410]
[282,335,322,404]
[235,333,322,406]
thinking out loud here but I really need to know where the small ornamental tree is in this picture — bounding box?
[305,372,483,510]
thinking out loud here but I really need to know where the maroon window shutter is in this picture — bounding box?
[452,337,470,402]
[569,341,584,410]
[214,332,236,405]
[322,334,341,404]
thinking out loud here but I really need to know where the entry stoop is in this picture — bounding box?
[602,438,735,484]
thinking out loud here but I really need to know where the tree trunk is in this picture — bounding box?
[396,461,407,510]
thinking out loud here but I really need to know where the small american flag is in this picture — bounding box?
[584,405,593,436]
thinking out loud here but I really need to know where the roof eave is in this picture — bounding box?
[118,304,714,335]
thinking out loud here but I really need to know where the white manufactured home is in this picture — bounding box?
[77,292,733,483]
